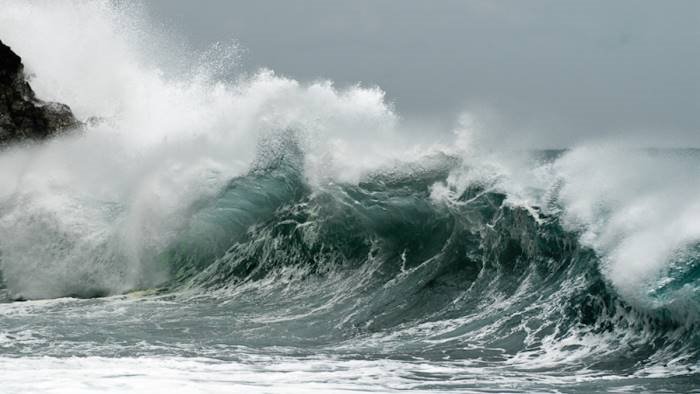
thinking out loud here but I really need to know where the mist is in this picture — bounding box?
[145,0,700,148]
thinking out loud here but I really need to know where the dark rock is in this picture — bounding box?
[0,39,80,146]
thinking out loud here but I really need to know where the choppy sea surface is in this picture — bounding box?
[0,1,698,392]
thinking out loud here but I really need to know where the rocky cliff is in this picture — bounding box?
[0,39,79,146]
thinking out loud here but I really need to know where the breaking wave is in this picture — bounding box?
[0,0,697,386]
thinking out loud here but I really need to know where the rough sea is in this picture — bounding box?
[0,2,698,392]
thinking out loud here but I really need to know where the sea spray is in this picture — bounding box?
[0,1,697,392]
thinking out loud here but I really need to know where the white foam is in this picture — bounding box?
[0,355,641,394]
[0,0,415,299]
[439,143,700,312]
[553,146,700,308]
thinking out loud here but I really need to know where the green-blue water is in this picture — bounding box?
[1,145,698,393]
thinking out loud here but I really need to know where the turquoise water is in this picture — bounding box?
[1,148,698,393]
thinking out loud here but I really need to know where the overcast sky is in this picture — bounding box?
[145,0,699,147]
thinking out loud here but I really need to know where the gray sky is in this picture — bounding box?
[145,0,699,147]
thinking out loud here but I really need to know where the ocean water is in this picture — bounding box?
[0,2,698,393]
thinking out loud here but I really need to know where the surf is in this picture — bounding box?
[0,1,697,392]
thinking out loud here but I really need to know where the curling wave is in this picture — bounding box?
[0,1,697,387]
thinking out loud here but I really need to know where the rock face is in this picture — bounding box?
[0,39,79,146]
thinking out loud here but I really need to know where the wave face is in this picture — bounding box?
[157,147,700,364]
[0,1,698,392]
